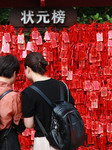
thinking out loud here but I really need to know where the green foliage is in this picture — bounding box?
[25,31,30,42]
[75,7,112,24]
[0,8,12,25]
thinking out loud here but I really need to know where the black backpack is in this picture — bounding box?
[30,82,85,150]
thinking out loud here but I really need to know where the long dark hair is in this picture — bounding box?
[25,52,48,75]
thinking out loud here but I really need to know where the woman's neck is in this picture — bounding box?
[31,73,50,82]
[0,77,11,85]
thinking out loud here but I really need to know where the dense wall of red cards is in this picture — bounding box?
[1,22,112,149]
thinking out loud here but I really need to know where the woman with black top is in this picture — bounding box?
[22,52,74,150]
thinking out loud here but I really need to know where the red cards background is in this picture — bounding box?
[1,22,112,149]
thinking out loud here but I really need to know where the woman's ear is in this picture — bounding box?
[10,71,17,84]
[25,66,33,82]
[13,71,17,78]
[27,66,31,74]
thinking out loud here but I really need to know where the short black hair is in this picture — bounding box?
[25,52,48,75]
[0,54,20,78]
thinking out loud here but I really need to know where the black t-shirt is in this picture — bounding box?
[22,78,74,137]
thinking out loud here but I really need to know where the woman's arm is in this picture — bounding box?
[22,91,35,129]
[24,116,34,129]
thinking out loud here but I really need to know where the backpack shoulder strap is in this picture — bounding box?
[35,115,48,137]
[30,85,54,108]
[59,82,69,102]
[30,81,66,107]
[30,82,69,107]
[0,90,13,100]
[59,81,64,101]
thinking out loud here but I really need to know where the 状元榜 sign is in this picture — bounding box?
[9,8,77,31]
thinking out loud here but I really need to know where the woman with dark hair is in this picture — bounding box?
[22,52,74,150]
[0,54,25,150]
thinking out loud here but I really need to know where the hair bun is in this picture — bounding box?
[40,59,48,66]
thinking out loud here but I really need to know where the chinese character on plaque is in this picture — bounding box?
[36,11,50,24]
[21,10,34,24]
[51,10,65,24]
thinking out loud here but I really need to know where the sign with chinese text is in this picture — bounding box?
[9,8,77,31]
